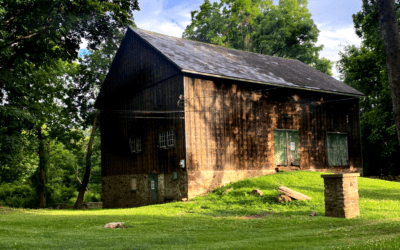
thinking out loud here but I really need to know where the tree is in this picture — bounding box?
[337,0,400,175]
[72,26,129,209]
[0,0,139,174]
[377,0,400,148]
[183,0,332,75]
[17,59,86,207]
[0,1,140,206]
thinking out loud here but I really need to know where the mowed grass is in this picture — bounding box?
[1,171,400,250]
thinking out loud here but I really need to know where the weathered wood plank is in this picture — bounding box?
[276,185,311,200]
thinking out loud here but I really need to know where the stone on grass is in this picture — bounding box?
[310,211,317,216]
[104,222,125,229]
[181,198,188,202]
[275,194,292,203]
[252,189,263,196]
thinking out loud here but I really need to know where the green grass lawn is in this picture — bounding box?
[1,171,400,250]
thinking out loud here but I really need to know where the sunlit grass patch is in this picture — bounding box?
[1,171,400,249]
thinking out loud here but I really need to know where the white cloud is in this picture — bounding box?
[131,0,204,38]
[78,1,361,81]
[315,23,362,79]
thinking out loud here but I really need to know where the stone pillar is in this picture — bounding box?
[158,174,165,203]
[321,173,360,218]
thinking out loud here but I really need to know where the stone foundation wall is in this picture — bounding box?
[363,176,400,182]
[187,169,276,199]
[81,202,103,209]
[102,172,187,208]
[321,173,360,218]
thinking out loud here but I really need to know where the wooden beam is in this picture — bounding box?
[276,185,311,200]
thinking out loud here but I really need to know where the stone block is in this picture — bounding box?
[321,173,360,218]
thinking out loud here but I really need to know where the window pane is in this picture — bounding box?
[136,137,141,152]
[159,131,166,147]
[130,138,136,152]
[167,130,175,147]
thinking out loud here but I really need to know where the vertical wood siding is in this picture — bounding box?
[184,75,362,172]
[100,30,185,177]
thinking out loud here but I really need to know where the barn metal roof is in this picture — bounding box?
[131,27,364,97]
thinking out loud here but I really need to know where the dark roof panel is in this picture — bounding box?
[131,27,364,96]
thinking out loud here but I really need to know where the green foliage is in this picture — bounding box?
[2,172,400,249]
[82,191,101,202]
[0,183,36,208]
[337,0,400,175]
[0,0,137,176]
[52,185,77,205]
[183,0,332,75]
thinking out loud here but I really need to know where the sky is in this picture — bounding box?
[80,0,364,79]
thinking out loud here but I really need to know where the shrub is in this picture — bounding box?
[83,191,101,202]
[0,183,36,208]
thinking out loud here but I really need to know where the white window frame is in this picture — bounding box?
[159,131,167,148]
[167,129,175,147]
[130,136,142,153]
[159,129,175,149]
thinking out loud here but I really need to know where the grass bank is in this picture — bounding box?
[1,171,400,249]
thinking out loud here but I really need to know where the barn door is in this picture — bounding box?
[274,130,299,166]
[148,174,158,203]
[287,131,300,165]
[327,133,348,166]
[274,130,287,165]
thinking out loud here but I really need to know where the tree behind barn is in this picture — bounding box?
[337,0,400,175]
[377,0,400,151]
[183,0,332,75]
[73,25,136,209]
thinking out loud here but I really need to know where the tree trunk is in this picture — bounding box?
[74,110,99,209]
[38,127,46,208]
[377,0,400,149]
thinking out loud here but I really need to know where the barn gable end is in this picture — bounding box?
[96,28,186,208]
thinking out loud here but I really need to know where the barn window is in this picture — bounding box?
[159,131,167,148]
[327,133,348,166]
[129,136,142,153]
[167,130,175,147]
[135,137,141,152]
[158,129,175,149]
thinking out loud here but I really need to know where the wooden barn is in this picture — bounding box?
[94,27,364,208]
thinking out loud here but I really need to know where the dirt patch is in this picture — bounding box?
[237,212,273,220]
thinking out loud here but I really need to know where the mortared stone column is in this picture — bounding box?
[321,173,360,218]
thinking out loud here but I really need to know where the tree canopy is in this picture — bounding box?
[183,0,332,76]
[337,0,400,175]
[0,0,137,172]
[0,0,139,206]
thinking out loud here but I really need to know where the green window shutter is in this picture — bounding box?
[274,130,287,165]
[338,134,348,165]
[327,133,348,166]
